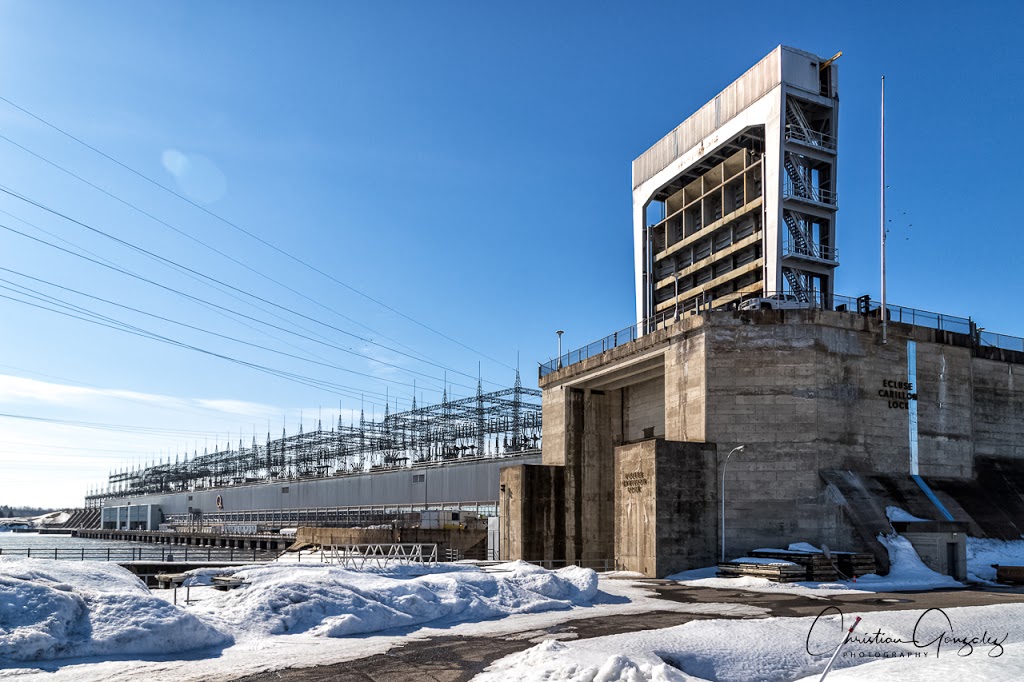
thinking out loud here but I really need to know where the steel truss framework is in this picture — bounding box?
[85,377,541,506]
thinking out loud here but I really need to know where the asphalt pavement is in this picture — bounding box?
[232,581,1024,682]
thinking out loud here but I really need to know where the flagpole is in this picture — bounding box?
[881,75,887,345]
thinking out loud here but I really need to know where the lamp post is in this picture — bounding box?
[720,444,746,562]
[556,330,565,369]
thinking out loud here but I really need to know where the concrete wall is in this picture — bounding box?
[665,328,707,442]
[614,441,658,575]
[917,343,974,478]
[623,377,665,441]
[498,464,565,563]
[973,360,1024,460]
[614,439,718,577]
[535,309,1024,564]
[295,526,488,559]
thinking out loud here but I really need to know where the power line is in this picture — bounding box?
[0,289,404,404]
[0,269,465,394]
[0,203,436,390]
[0,130,442,367]
[0,94,514,370]
[0,412,224,437]
[0,206,481,391]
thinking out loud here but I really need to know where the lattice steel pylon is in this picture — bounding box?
[86,380,542,504]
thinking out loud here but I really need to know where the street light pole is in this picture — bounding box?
[556,330,565,369]
[720,444,746,562]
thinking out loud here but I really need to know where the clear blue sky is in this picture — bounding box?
[1,1,1021,506]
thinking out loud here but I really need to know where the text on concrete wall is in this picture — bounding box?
[878,379,917,410]
[621,470,648,494]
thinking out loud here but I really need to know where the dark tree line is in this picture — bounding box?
[0,505,56,518]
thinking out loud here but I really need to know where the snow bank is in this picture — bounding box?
[966,537,1024,582]
[0,558,229,663]
[186,561,598,638]
[477,603,1024,682]
[856,533,961,591]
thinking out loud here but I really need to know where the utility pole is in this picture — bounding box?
[880,75,888,345]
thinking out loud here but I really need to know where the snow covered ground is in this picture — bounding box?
[0,559,762,681]
[967,537,1024,583]
[473,533,1024,681]
[5,530,1024,681]
[475,603,1024,681]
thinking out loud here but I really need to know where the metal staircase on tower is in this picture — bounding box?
[786,99,820,148]
[784,154,811,199]
[783,268,810,302]
[783,210,810,255]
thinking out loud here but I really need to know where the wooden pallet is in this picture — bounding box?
[717,561,807,583]
[832,552,876,577]
[748,549,876,580]
[748,550,837,581]
[994,564,1024,584]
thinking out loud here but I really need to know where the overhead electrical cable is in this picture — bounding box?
[0,203,430,389]
[0,130,443,367]
[0,270,463,393]
[0,290,407,403]
[0,412,224,437]
[0,266,451,393]
[0,215,475,393]
[0,101,512,369]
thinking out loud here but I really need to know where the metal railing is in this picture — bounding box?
[783,178,837,207]
[541,292,1024,378]
[785,124,837,151]
[782,238,839,262]
[0,546,276,562]
[538,310,677,379]
[980,331,1024,353]
[164,500,499,529]
[759,292,974,336]
[322,543,438,568]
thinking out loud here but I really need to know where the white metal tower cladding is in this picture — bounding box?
[632,46,839,331]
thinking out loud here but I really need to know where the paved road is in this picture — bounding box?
[233,582,1024,682]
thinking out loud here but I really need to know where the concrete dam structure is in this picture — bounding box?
[503,45,1024,577]
[503,309,1024,576]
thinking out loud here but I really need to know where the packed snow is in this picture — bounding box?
[0,562,761,681]
[886,506,929,523]
[0,557,229,663]
[966,536,1024,582]
[668,534,962,596]
[728,557,797,566]
[475,603,1024,682]
[182,561,599,638]
[786,542,822,553]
